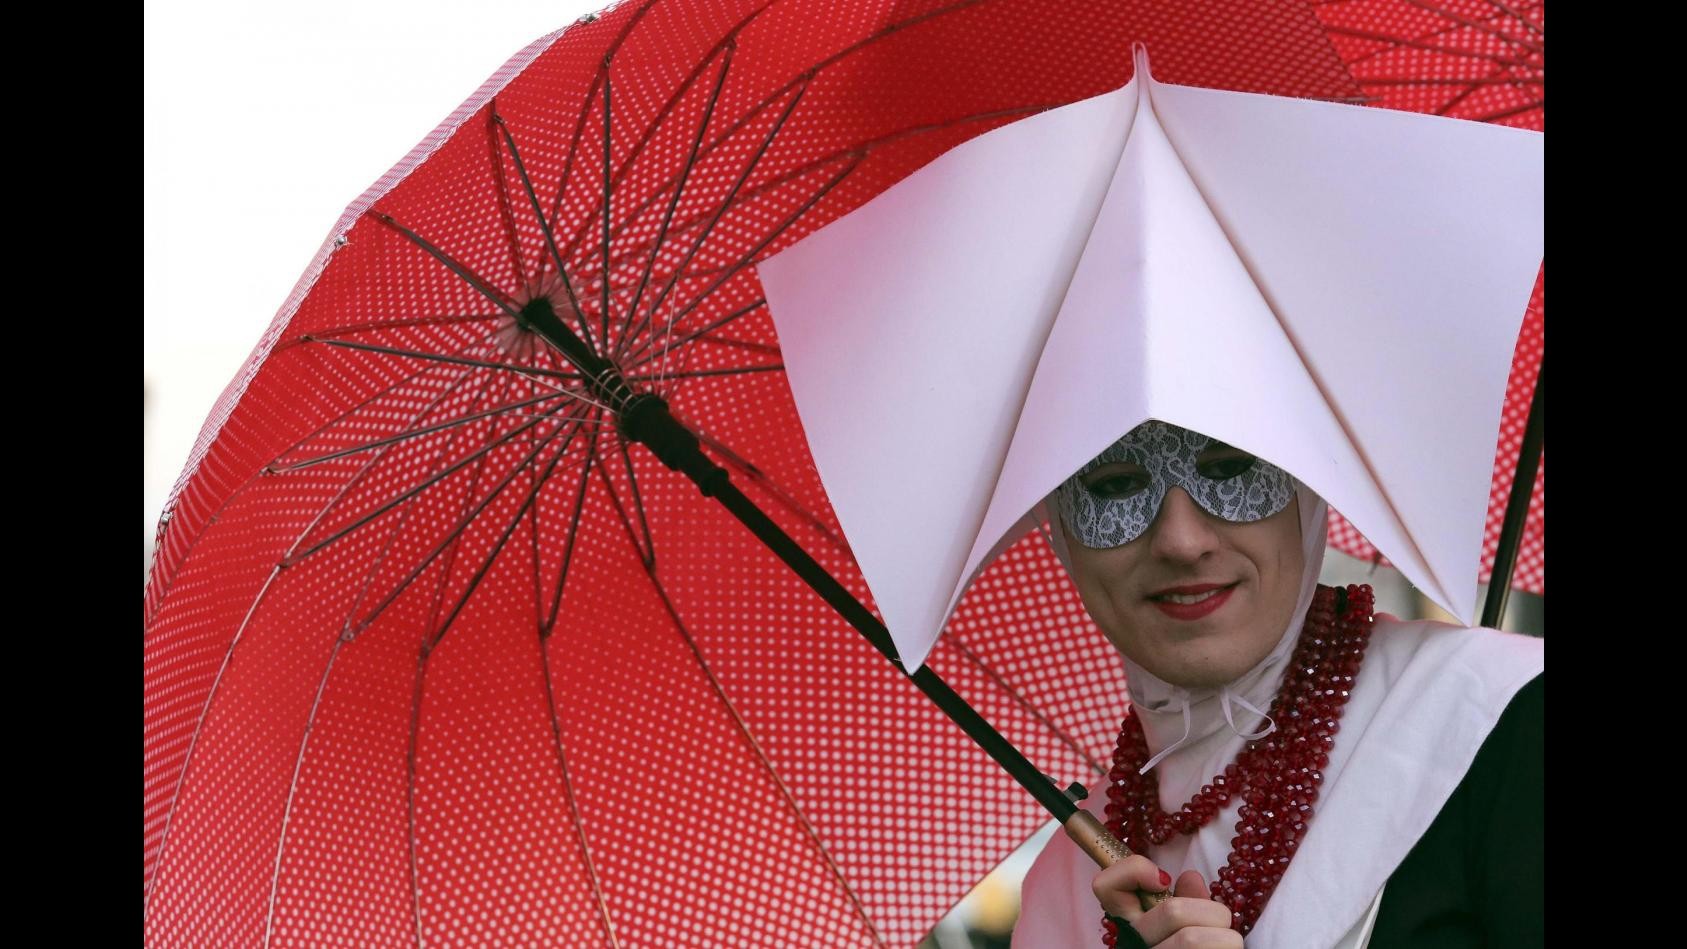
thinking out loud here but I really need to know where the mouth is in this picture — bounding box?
[1146,582,1239,620]
[1147,582,1238,603]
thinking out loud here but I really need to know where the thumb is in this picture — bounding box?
[1174,869,1211,899]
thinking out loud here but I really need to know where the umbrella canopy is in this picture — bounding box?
[143,2,1374,946]
[758,45,1543,672]
[1311,0,1545,597]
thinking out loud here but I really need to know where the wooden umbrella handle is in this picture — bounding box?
[1064,810,1172,911]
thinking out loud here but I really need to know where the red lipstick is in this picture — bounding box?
[1147,582,1238,621]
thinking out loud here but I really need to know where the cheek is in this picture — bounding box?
[1270,538,1305,607]
[1069,550,1136,623]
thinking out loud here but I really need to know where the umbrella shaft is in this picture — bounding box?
[1481,359,1543,629]
[627,393,1081,823]
[525,293,1081,822]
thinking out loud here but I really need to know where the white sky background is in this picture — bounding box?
[145,0,606,550]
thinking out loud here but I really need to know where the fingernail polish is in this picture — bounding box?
[1158,869,1171,887]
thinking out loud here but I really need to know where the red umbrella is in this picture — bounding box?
[143,1,1539,945]
[1311,0,1545,604]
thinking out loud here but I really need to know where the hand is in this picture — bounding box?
[1093,858,1242,948]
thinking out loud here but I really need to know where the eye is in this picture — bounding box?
[1081,465,1151,500]
[1196,452,1257,481]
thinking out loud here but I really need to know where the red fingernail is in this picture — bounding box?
[1158,870,1171,887]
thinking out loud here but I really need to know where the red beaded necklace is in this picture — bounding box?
[1100,584,1375,943]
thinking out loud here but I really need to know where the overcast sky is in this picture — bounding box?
[144,0,604,546]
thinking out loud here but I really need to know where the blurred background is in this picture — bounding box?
[146,4,1541,946]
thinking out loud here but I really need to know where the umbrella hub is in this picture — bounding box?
[503,282,587,360]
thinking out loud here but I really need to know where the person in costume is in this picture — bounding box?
[1012,420,1543,948]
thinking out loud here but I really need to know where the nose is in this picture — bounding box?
[1145,486,1222,564]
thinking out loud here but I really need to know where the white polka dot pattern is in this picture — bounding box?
[144,1,1540,945]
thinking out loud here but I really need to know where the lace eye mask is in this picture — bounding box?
[1056,421,1296,549]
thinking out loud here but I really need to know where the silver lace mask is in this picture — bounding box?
[1056,420,1296,549]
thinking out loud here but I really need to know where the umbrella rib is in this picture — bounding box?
[1321,25,1536,69]
[303,337,583,383]
[492,113,598,353]
[1340,3,1541,69]
[613,40,735,362]
[544,66,599,271]
[147,354,499,905]
[616,440,656,570]
[601,73,614,347]
[543,426,600,636]
[553,3,765,266]
[634,81,811,359]
[536,624,623,949]
[623,298,766,370]
[373,211,521,319]
[278,356,496,566]
[689,426,851,555]
[146,334,499,628]
[418,374,530,639]
[542,0,663,230]
[144,566,282,916]
[685,333,780,356]
[526,398,546,635]
[1432,57,1533,118]
[608,99,1047,281]
[404,397,553,947]
[556,0,998,264]
[1463,97,1544,124]
[590,438,653,569]
[286,400,577,568]
[267,333,501,461]
[606,101,1046,359]
[638,567,889,948]
[405,648,428,949]
[1404,0,1544,55]
[939,635,1109,778]
[424,419,587,650]
[272,389,576,473]
[628,152,860,370]
[262,639,346,949]
[651,280,691,394]
[657,334,701,402]
[1483,0,1544,35]
[1353,76,1542,86]
[359,410,592,641]
[274,313,503,349]
[345,369,518,637]
[633,362,785,383]
[486,101,532,291]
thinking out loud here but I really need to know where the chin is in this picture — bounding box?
[1147,659,1241,690]
[1127,631,1269,690]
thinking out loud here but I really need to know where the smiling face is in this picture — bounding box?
[1057,423,1306,689]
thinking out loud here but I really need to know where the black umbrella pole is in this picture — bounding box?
[623,395,1146,880]
[1481,360,1543,630]
[618,394,1074,815]
[525,300,1142,877]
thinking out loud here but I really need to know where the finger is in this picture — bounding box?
[1131,897,1235,946]
[1091,855,1172,920]
[1159,927,1245,948]
[1174,869,1211,900]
